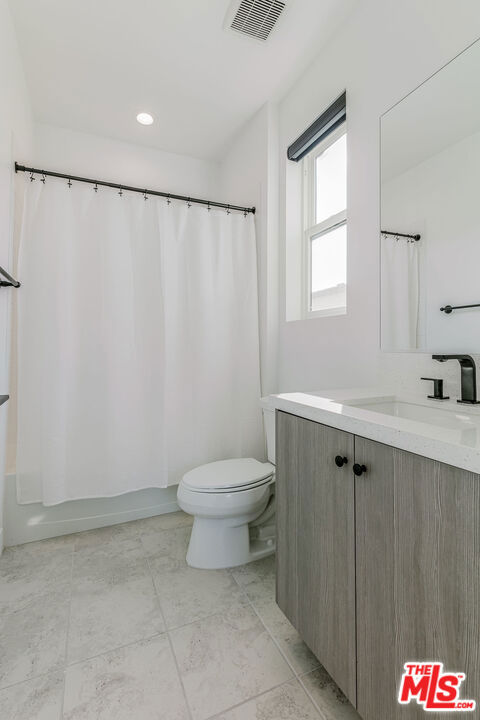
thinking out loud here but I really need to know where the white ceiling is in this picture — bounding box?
[9,0,355,160]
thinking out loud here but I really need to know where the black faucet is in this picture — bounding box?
[432,354,480,404]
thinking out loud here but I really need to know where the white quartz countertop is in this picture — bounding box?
[261,388,480,475]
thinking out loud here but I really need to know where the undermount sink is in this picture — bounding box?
[343,397,480,432]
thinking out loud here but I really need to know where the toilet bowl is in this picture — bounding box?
[177,409,276,569]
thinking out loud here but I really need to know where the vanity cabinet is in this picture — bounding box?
[276,411,356,703]
[276,411,480,720]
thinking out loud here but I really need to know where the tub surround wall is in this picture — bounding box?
[3,474,179,546]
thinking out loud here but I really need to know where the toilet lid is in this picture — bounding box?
[182,458,275,492]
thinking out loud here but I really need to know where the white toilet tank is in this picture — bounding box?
[262,408,275,464]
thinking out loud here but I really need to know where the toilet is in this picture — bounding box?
[177,408,276,569]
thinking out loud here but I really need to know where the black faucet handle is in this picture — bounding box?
[421,377,449,400]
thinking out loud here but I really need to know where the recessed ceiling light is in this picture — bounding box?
[136,112,154,126]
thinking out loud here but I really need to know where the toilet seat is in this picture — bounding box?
[181,458,275,494]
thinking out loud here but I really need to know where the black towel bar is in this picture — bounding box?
[440,303,480,314]
[0,266,20,288]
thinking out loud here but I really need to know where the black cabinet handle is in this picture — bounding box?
[335,455,348,467]
[353,463,367,476]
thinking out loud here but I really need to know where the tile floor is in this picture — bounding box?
[0,511,361,720]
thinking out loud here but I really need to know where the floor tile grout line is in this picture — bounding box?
[66,539,325,717]
[0,668,60,695]
[0,582,72,622]
[56,608,321,720]
[59,546,75,719]
[167,625,195,720]
[0,520,193,691]
[61,526,195,669]
[167,607,232,633]
[0,525,334,720]
[232,572,325,720]
[60,519,167,674]
[204,675,316,720]
[228,570,325,718]
[63,632,166,671]
[1,521,328,719]
[145,553,195,720]
[296,664,350,719]
[297,673,330,720]
[158,569,311,720]
[0,545,75,707]
[0,606,318,713]
[242,593,304,679]
[228,570,301,678]
[61,585,238,671]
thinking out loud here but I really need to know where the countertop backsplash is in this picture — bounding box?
[379,352,480,401]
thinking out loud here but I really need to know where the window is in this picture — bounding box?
[302,125,347,317]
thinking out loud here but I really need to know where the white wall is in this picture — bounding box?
[32,122,219,198]
[220,103,279,397]
[277,0,480,395]
[0,0,33,550]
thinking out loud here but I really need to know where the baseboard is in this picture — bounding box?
[4,473,180,546]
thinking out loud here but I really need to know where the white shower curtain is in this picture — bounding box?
[381,236,419,350]
[16,177,262,505]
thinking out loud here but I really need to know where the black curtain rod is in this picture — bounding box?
[381,229,421,241]
[15,163,255,215]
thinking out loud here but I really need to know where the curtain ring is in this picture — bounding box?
[207,202,211,212]
[40,172,46,184]
[29,172,35,182]
[187,198,191,209]
[226,204,231,215]
[167,194,171,206]
[94,183,98,193]
[67,178,72,187]
[118,187,123,197]
[144,190,148,201]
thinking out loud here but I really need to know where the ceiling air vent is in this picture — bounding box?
[228,0,287,42]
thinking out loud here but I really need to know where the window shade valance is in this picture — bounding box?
[287,91,346,162]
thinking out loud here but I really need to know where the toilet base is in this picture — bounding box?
[186,516,275,570]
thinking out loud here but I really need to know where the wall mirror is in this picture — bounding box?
[380,38,480,352]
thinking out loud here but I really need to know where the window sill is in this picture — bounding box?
[306,306,347,320]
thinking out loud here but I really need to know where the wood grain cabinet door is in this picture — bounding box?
[275,410,356,705]
[356,437,480,720]
[355,436,397,719]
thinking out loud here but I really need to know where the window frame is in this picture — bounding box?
[302,122,347,319]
